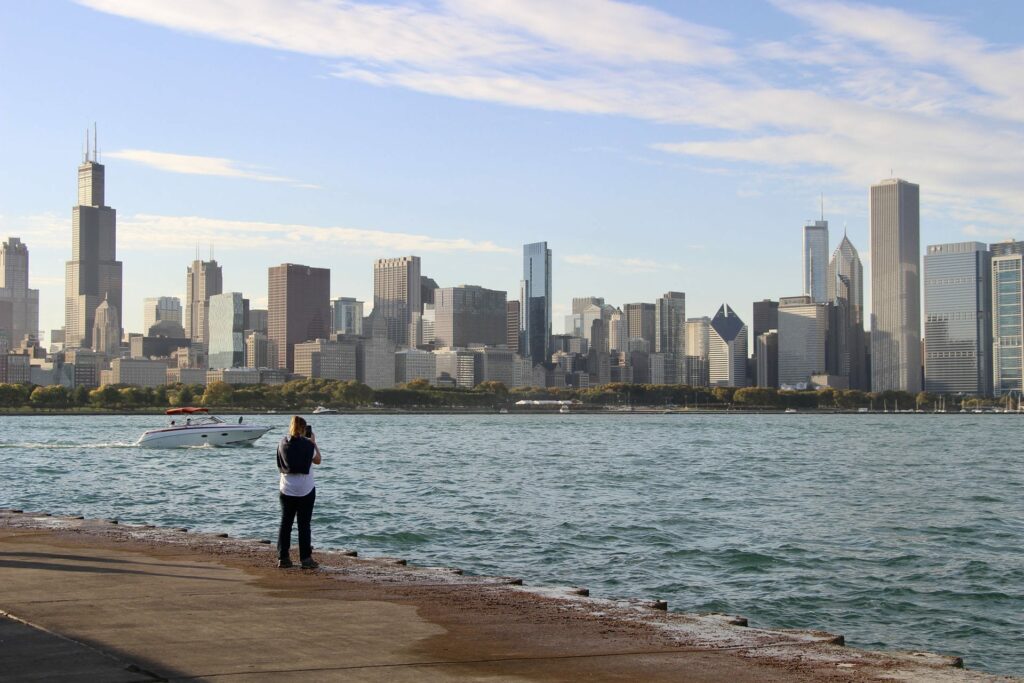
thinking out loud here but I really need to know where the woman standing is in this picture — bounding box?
[276,415,322,569]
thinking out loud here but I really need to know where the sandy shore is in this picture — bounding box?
[0,509,1013,682]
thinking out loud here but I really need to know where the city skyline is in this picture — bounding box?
[2,2,1023,340]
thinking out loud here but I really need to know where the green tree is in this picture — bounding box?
[90,385,121,408]
[202,381,234,406]
[29,385,69,410]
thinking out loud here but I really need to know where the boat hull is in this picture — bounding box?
[138,425,272,449]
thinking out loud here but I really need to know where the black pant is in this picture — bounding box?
[278,488,316,561]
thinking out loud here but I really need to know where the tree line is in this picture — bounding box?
[0,379,993,412]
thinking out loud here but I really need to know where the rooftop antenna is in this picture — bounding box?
[195,242,200,261]
[93,122,98,163]
[844,221,848,238]
[820,192,824,221]
[85,128,90,163]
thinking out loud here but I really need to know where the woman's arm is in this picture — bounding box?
[310,435,322,465]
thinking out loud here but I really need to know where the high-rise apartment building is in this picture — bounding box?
[777,295,828,387]
[989,240,1024,396]
[708,305,747,387]
[245,331,277,369]
[521,242,552,364]
[0,238,40,346]
[65,140,122,349]
[268,263,331,372]
[294,338,357,381]
[143,296,182,335]
[185,259,223,344]
[433,285,507,348]
[506,300,520,354]
[923,242,991,395]
[870,178,921,392]
[803,219,829,303]
[373,256,420,347]
[624,303,656,350]
[654,292,686,355]
[208,292,247,369]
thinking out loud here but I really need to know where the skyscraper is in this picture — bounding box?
[624,302,656,349]
[803,219,829,303]
[708,304,747,387]
[65,135,122,349]
[751,299,779,387]
[373,256,421,347]
[923,242,991,395]
[989,240,1024,396]
[268,263,331,372]
[777,295,828,387]
[208,292,247,369]
[143,296,182,335]
[655,292,686,355]
[870,178,921,392]
[506,300,521,353]
[433,285,507,348]
[521,242,552,364]
[185,259,223,344]
[0,237,39,346]
[826,235,867,389]
[331,297,364,337]
[91,295,120,358]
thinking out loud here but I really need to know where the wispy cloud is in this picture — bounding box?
[563,253,683,274]
[76,0,1024,234]
[105,149,319,188]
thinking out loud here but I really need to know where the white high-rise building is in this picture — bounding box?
[803,219,829,303]
[0,237,40,346]
[373,256,420,347]
[989,241,1024,396]
[777,295,828,388]
[708,305,747,387]
[870,178,921,392]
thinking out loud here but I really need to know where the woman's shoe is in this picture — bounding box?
[278,558,294,568]
[300,558,319,569]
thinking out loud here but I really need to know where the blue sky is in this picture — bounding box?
[2,1,1023,339]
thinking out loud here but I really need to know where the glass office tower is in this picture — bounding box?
[991,241,1024,396]
[521,242,552,364]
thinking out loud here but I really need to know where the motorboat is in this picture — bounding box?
[312,406,338,415]
[138,408,273,448]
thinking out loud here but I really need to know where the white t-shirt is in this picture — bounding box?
[280,470,315,497]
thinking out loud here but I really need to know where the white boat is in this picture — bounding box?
[559,404,571,414]
[312,406,338,415]
[138,408,273,448]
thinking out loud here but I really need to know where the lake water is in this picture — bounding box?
[1,413,1021,675]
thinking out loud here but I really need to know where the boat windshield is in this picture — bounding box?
[172,415,224,426]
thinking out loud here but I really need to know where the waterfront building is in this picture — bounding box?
[990,240,1024,396]
[870,178,921,392]
[0,237,40,346]
[106,358,166,388]
[803,219,829,303]
[752,299,779,387]
[433,285,507,349]
[294,338,357,381]
[624,303,656,350]
[434,347,476,388]
[474,345,516,386]
[63,348,102,388]
[395,348,436,384]
[587,318,611,387]
[244,331,276,369]
[91,296,120,358]
[506,301,520,353]
[359,316,396,389]
[756,330,779,388]
[828,235,867,389]
[143,297,182,336]
[185,259,223,344]
[247,309,268,335]
[521,242,552,363]
[65,138,122,349]
[268,263,331,372]
[708,305,747,387]
[649,352,675,385]
[0,353,30,383]
[207,293,247,369]
[331,297,363,337]
[778,295,828,388]
[655,292,686,356]
[923,242,992,395]
[373,256,420,347]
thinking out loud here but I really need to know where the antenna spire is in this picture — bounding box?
[93,122,97,162]
[820,192,824,221]
[85,128,90,163]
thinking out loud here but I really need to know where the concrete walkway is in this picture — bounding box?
[0,514,1010,682]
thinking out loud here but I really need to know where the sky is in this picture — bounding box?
[2,0,1023,340]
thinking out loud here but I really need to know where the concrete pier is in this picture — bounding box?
[0,510,1012,682]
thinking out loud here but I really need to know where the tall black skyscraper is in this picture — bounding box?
[65,128,122,348]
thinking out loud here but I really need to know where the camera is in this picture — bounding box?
[304,424,314,439]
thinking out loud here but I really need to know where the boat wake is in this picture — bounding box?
[0,441,140,449]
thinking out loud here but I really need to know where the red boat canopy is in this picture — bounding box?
[165,407,209,415]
